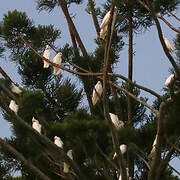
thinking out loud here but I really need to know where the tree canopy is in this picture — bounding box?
[0,0,180,180]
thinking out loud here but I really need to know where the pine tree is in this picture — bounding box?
[0,0,180,180]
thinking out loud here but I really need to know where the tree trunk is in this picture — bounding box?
[127,12,134,179]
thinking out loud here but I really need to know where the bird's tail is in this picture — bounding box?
[63,162,69,173]
[43,61,49,68]
[53,67,60,75]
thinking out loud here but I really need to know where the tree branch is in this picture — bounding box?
[168,11,180,23]
[157,15,180,34]
[108,73,164,101]
[135,0,180,34]
[0,138,51,180]
[0,66,13,82]
[107,80,158,115]
[168,164,180,176]
[88,0,100,36]
[20,35,101,77]
[57,0,88,57]
[145,0,180,78]
[0,96,88,180]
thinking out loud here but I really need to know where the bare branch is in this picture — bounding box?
[0,66,13,82]
[57,0,88,57]
[88,0,100,36]
[168,11,180,23]
[0,138,51,180]
[157,15,180,34]
[145,0,180,78]
[108,80,158,115]
[20,35,102,77]
[136,0,180,34]
[108,73,164,101]
[168,164,180,176]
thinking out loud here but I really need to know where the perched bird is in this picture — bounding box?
[99,10,111,39]
[64,149,73,173]
[149,135,158,158]
[54,136,64,148]
[9,100,18,114]
[10,83,22,95]
[109,113,124,129]
[100,10,111,29]
[163,37,174,54]
[92,81,103,105]
[99,6,118,39]
[164,74,175,86]
[113,144,127,159]
[32,117,42,134]
[53,52,62,75]
[100,25,108,40]
[43,45,51,68]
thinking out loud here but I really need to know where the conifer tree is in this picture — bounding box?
[0,0,180,180]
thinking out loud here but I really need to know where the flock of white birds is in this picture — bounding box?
[6,7,176,178]
[43,45,62,75]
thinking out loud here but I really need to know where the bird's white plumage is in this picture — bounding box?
[10,83,22,95]
[32,117,42,134]
[100,11,111,29]
[92,81,103,105]
[54,136,64,148]
[113,144,127,159]
[164,74,175,86]
[99,7,118,40]
[163,37,174,54]
[149,135,158,157]
[64,149,73,173]
[53,52,62,75]
[100,25,108,39]
[109,113,124,129]
[9,100,18,114]
[43,45,51,68]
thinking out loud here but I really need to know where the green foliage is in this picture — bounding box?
[36,0,83,12]
[0,1,180,180]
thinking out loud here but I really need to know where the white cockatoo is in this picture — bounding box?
[149,135,158,158]
[164,74,175,86]
[100,11,111,29]
[92,81,103,105]
[109,113,124,129]
[53,52,62,75]
[54,136,64,148]
[32,117,42,134]
[9,100,18,114]
[99,6,118,39]
[113,144,127,159]
[64,149,73,173]
[10,83,22,95]
[43,45,51,68]
[100,25,108,40]
[163,37,174,54]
